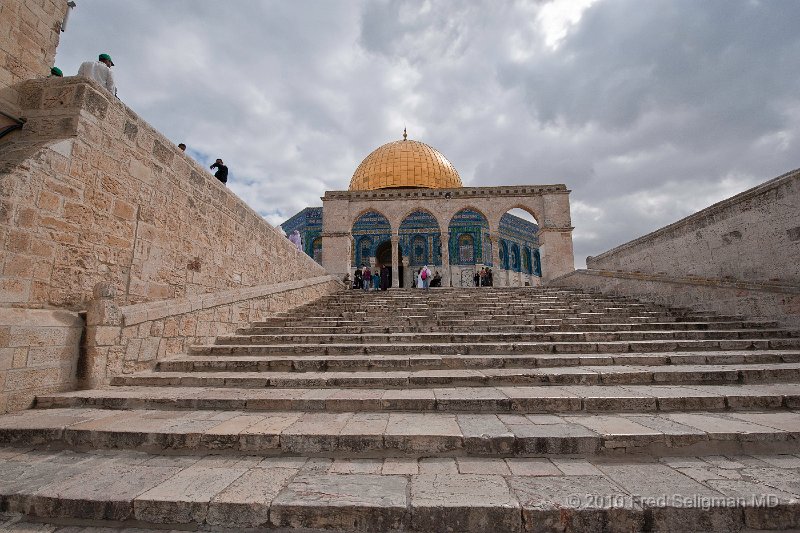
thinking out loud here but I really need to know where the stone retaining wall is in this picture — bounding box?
[84,276,341,387]
[0,0,67,117]
[1,76,330,311]
[0,76,342,406]
[0,307,83,413]
[587,168,800,285]
[554,269,800,328]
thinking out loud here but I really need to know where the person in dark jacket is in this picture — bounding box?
[210,158,228,184]
[380,265,390,290]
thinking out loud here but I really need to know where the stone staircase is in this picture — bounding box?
[1,287,800,531]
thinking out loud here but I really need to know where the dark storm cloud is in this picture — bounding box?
[55,0,800,265]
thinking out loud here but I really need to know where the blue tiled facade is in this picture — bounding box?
[281,206,541,276]
[280,207,323,263]
[400,211,441,267]
[351,211,392,267]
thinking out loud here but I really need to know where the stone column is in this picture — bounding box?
[489,234,504,287]
[391,234,400,288]
[441,231,451,287]
[82,282,123,388]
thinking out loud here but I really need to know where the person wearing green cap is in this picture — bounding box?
[49,67,63,77]
[77,53,116,96]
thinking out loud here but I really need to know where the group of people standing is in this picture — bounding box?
[348,264,443,290]
[474,267,494,287]
[352,265,391,291]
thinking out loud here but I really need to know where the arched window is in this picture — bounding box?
[358,237,373,266]
[500,240,509,270]
[411,235,427,264]
[510,243,521,272]
[458,233,474,263]
[352,210,390,267]
[449,209,488,265]
[523,247,532,274]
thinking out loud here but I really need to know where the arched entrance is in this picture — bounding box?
[351,211,391,268]
[375,240,404,288]
[448,208,490,287]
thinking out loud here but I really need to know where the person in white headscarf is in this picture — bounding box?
[421,265,432,290]
[417,265,432,289]
[288,230,302,252]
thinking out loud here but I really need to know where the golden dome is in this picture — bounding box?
[349,133,462,190]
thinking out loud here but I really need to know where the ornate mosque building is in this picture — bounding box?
[282,131,576,288]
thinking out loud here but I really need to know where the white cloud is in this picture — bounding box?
[537,0,600,49]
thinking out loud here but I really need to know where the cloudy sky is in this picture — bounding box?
[54,0,800,267]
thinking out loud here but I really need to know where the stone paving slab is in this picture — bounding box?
[1,448,799,531]
[1,408,798,456]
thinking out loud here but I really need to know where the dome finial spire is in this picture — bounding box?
[403,127,407,141]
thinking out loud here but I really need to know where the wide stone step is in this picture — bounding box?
[214,329,799,345]
[33,384,800,414]
[3,447,798,531]
[189,337,800,356]
[274,314,674,326]
[283,305,662,315]
[279,308,690,318]
[257,316,685,328]
[111,362,800,389]
[238,320,780,335]
[159,350,800,373]
[1,408,799,457]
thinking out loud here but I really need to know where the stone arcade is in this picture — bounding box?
[282,133,575,287]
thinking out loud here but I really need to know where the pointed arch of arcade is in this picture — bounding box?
[399,209,442,268]
[448,207,491,267]
[351,209,391,269]
[493,204,542,283]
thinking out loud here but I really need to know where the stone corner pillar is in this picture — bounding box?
[321,232,352,280]
[391,234,400,288]
[81,282,123,389]
[538,226,575,283]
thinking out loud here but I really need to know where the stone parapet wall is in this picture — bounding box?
[0,0,67,116]
[587,168,800,285]
[0,307,83,413]
[84,276,341,387]
[0,76,328,310]
[553,269,800,328]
